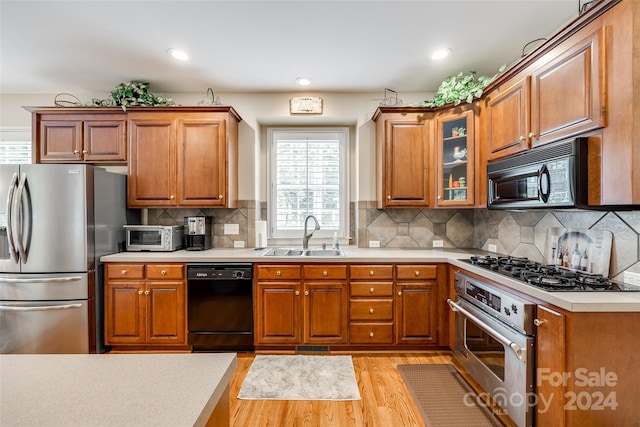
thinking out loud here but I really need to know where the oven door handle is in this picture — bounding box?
[447,299,527,363]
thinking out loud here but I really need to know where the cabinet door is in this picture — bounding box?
[146,281,186,344]
[128,115,177,207]
[485,77,531,161]
[177,118,227,207]
[536,305,566,427]
[83,119,126,162]
[383,120,431,207]
[531,27,605,147]
[254,282,302,344]
[395,282,437,344]
[39,120,83,162]
[104,280,146,344]
[435,109,475,206]
[304,282,348,344]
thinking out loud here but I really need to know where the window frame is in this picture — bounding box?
[267,126,349,241]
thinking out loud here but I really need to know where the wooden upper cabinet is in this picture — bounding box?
[25,108,127,163]
[126,107,241,209]
[531,27,606,147]
[373,107,432,208]
[485,77,531,161]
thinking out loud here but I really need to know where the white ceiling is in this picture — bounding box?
[0,0,581,97]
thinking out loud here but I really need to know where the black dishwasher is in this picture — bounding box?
[187,263,254,352]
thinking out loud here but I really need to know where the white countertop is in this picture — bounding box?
[101,247,640,312]
[0,353,237,427]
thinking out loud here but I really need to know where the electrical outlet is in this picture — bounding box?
[233,241,245,248]
[432,240,444,248]
[623,271,640,286]
[369,240,381,248]
[488,244,497,253]
[224,224,239,235]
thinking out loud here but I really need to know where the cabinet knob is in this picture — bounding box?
[138,290,143,295]
[322,271,328,276]
[295,290,300,296]
[82,149,87,154]
[369,332,374,337]
[398,291,402,296]
[161,270,166,275]
[121,269,127,275]
[219,195,224,199]
[415,270,420,276]
[73,149,79,154]
[276,271,281,276]
[519,136,526,141]
[369,287,375,293]
[387,195,391,200]
[529,132,536,138]
[304,290,309,296]
[534,318,545,327]
[369,308,374,314]
[369,270,374,276]
[169,195,175,200]
[437,196,442,200]
[144,290,150,295]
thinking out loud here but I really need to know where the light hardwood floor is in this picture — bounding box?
[229,352,455,427]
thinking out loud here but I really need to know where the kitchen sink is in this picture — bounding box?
[261,248,345,257]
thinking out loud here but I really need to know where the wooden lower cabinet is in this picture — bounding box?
[104,263,188,350]
[255,262,448,350]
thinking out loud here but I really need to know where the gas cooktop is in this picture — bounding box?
[463,255,640,292]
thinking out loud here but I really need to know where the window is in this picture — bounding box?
[0,127,32,164]
[268,127,349,240]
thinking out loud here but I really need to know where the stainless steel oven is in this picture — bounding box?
[449,271,536,427]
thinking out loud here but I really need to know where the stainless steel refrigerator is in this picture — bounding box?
[0,164,135,353]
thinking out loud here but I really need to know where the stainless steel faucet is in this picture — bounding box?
[302,215,320,249]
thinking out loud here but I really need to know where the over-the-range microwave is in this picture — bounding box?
[487,138,588,209]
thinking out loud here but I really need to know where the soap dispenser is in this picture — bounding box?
[332,232,339,250]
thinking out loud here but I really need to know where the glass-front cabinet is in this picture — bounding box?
[435,108,475,207]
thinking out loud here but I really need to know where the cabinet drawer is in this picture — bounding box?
[350,299,393,320]
[350,265,393,280]
[350,323,394,344]
[396,265,437,280]
[107,264,144,280]
[146,264,184,280]
[303,265,348,280]
[350,282,393,297]
[256,265,301,280]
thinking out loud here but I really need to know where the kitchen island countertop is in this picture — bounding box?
[101,247,640,313]
[0,353,236,427]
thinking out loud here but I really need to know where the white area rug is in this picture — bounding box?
[237,355,361,401]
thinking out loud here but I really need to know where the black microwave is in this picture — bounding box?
[487,138,588,209]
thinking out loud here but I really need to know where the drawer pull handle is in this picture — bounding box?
[369,287,375,293]
[161,270,166,275]
[415,271,420,276]
[369,308,374,314]
[323,271,328,276]
[295,290,300,296]
[304,290,309,296]
[144,290,150,295]
[276,271,281,276]
[138,290,143,295]
[121,269,127,275]
[369,332,374,337]
[369,270,374,276]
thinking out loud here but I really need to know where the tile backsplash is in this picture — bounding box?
[147,201,640,282]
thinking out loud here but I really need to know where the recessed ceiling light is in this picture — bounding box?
[431,48,452,60]
[168,48,189,61]
[295,77,312,86]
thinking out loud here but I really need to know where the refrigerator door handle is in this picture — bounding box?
[0,276,83,284]
[0,303,83,312]
[5,172,19,263]
[14,172,30,264]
